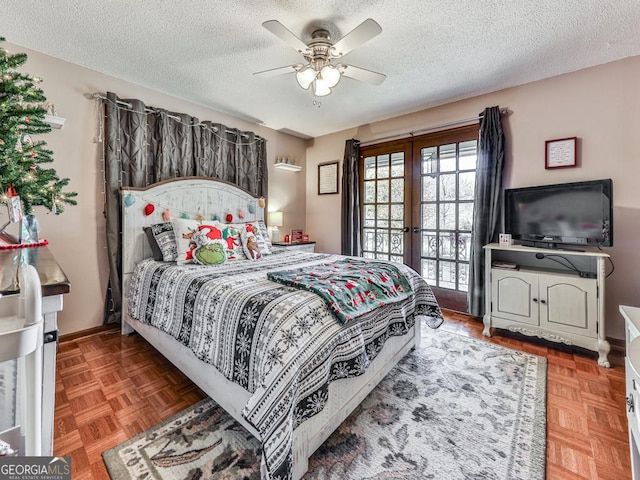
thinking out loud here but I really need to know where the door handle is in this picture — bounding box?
[413,227,421,233]
[402,227,410,233]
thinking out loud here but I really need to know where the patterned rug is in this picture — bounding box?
[103,326,547,479]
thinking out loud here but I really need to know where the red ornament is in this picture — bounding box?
[31,150,36,159]
[30,164,36,170]
[25,116,30,123]
[144,203,155,216]
[225,213,233,222]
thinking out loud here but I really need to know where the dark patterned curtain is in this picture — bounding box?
[103,92,267,324]
[467,106,505,317]
[341,139,362,256]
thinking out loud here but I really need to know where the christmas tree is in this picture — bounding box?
[0,36,77,216]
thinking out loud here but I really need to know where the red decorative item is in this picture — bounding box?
[144,203,155,216]
[25,116,30,123]
[225,213,233,222]
[283,234,290,243]
[0,239,49,250]
[31,150,35,159]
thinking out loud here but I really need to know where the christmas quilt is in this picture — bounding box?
[127,250,443,480]
[267,257,414,324]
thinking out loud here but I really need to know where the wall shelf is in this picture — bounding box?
[44,115,65,129]
[274,162,302,172]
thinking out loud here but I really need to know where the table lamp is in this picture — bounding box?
[268,211,283,242]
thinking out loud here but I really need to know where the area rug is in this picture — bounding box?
[103,326,547,479]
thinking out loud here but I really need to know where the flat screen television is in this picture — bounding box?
[504,179,613,249]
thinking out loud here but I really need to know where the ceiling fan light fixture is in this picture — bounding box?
[320,64,341,88]
[295,66,315,90]
[313,78,331,97]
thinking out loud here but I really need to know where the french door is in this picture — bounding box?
[360,125,479,312]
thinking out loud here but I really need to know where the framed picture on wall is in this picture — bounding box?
[318,161,339,195]
[545,137,577,169]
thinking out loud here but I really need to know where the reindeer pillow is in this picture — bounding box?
[241,229,262,261]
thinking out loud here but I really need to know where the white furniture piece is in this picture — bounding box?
[272,241,316,253]
[0,247,69,456]
[120,177,426,480]
[622,305,640,480]
[483,243,610,367]
[0,265,42,456]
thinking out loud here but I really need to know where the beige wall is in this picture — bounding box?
[305,55,640,340]
[5,42,307,335]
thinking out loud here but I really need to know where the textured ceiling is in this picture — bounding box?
[1,0,639,138]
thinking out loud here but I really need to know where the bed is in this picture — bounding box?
[120,177,443,480]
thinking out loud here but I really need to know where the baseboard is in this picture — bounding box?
[608,336,625,357]
[59,323,119,343]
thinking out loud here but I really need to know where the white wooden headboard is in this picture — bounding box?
[120,177,265,277]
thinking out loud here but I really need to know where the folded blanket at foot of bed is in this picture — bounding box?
[267,257,413,324]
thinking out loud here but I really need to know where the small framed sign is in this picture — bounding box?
[291,229,303,242]
[545,137,577,169]
[318,161,339,195]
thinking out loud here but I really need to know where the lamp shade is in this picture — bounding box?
[269,211,283,227]
[313,79,331,97]
[320,64,341,88]
[295,66,315,90]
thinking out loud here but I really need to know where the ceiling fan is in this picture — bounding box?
[254,18,386,97]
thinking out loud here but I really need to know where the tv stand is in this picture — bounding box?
[483,243,610,367]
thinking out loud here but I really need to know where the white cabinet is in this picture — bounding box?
[622,305,640,480]
[483,243,610,367]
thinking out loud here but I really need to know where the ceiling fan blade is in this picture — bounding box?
[331,19,382,57]
[253,65,299,77]
[339,64,386,85]
[262,20,308,53]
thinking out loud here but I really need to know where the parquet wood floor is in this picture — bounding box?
[53,311,630,479]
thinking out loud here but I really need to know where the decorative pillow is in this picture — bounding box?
[241,229,262,260]
[216,222,247,261]
[242,222,271,254]
[144,222,177,262]
[171,218,246,264]
[256,220,273,251]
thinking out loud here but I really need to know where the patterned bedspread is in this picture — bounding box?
[127,250,443,480]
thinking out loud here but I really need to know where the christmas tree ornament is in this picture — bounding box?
[144,203,155,216]
[248,202,256,214]
[237,209,246,219]
[162,209,172,221]
[0,139,4,145]
[258,197,266,208]
[180,212,190,219]
[225,213,233,222]
[212,214,220,221]
[51,196,57,215]
[196,214,204,222]
[22,134,32,145]
[123,194,136,207]
[15,138,22,153]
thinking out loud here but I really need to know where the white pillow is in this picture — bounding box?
[241,230,262,260]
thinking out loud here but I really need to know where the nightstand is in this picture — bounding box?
[272,241,316,253]
[621,305,640,480]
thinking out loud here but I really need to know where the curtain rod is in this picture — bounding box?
[358,107,510,147]
[88,92,250,137]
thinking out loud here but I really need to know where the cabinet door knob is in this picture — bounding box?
[540,299,547,305]
[628,394,635,413]
[532,298,538,303]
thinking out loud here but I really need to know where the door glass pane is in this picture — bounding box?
[439,203,456,230]
[422,147,437,174]
[390,178,404,203]
[439,144,456,172]
[422,233,437,257]
[377,154,390,178]
[390,205,404,229]
[422,259,437,286]
[376,204,389,228]
[376,180,389,203]
[458,263,469,292]
[364,181,375,203]
[439,174,456,201]
[459,171,475,200]
[391,153,404,177]
[364,156,376,180]
[439,261,456,289]
[364,205,375,227]
[422,175,436,201]
[390,232,403,254]
[439,233,456,260]
[458,202,474,231]
[376,230,389,253]
[458,233,472,261]
[422,204,437,229]
[363,229,375,250]
[459,140,478,170]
